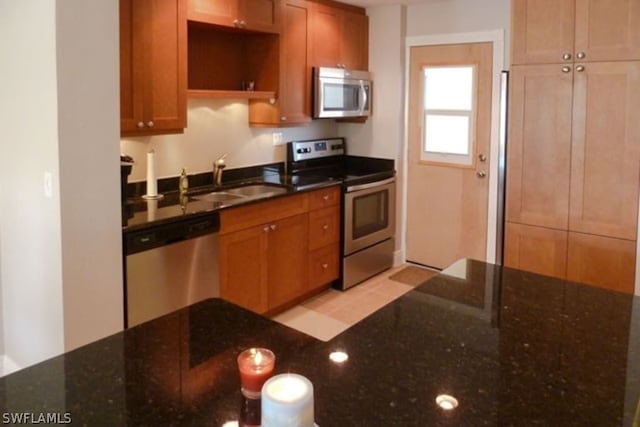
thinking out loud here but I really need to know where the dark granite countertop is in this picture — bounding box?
[2,259,639,426]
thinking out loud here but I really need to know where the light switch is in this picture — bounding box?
[272,132,284,146]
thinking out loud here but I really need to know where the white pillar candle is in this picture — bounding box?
[146,150,157,197]
[261,374,314,427]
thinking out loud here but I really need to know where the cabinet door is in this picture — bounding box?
[567,232,636,294]
[267,214,309,310]
[310,2,342,68]
[279,0,311,123]
[119,0,144,132]
[219,225,269,313]
[341,10,368,70]
[187,0,238,27]
[569,61,640,240]
[511,0,575,65]
[574,0,640,62]
[504,222,568,279]
[506,65,573,229]
[240,0,279,33]
[120,0,186,135]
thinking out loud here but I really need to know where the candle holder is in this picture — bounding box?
[261,373,314,427]
[237,348,275,399]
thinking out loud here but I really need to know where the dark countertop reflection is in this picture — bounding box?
[1,260,639,426]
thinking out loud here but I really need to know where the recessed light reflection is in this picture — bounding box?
[221,421,238,427]
[436,394,459,410]
[329,351,349,364]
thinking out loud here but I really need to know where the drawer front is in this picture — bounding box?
[308,244,339,289]
[308,186,340,210]
[220,193,308,234]
[308,205,340,250]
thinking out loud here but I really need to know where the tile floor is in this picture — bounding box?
[272,264,433,341]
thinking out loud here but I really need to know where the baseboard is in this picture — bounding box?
[2,354,21,377]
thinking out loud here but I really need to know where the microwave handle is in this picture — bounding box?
[359,80,367,115]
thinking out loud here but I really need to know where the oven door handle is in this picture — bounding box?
[346,177,395,192]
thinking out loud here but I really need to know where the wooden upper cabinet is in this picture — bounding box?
[187,0,280,33]
[574,0,640,62]
[341,9,369,70]
[511,0,575,65]
[310,2,368,70]
[506,64,573,229]
[120,0,187,136]
[249,0,311,126]
[512,0,640,65]
[568,61,640,240]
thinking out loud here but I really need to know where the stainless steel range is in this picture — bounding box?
[287,138,396,290]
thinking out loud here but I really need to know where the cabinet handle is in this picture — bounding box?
[576,65,585,72]
[233,19,239,26]
[322,263,328,270]
[240,20,247,27]
[323,224,329,230]
[263,226,270,232]
[137,122,145,129]
[562,52,572,61]
[562,66,571,73]
[270,224,277,231]
[147,121,154,128]
[576,52,586,59]
[280,116,287,121]
[323,195,329,201]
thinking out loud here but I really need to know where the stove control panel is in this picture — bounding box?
[289,138,345,162]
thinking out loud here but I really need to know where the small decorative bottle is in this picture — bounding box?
[179,168,189,194]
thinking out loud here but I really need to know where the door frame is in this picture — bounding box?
[402,30,505,265]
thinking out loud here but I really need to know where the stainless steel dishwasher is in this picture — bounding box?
[124,212,220,328]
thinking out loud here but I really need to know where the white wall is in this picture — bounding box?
[406,0,511,64]
[338,4,406,161]
[121,99,338,182]
[0,0,123,372]
[56,0,123,351]
[0,0,65,370]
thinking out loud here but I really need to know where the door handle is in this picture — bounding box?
[477,171,486,178]
[478,154,487,162]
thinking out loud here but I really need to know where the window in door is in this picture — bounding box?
[421,65,477,166]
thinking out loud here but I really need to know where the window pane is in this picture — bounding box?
[424,114,470,155]
[423,66,474,110]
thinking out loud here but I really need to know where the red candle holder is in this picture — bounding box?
[237,348,276,399]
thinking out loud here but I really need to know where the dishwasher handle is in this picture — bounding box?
[125,213,220,255]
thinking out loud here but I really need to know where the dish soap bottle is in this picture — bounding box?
[179,168,189,194]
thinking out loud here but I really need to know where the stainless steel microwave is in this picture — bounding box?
[313,67,371,119]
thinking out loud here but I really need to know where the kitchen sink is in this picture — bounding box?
[226,184,288,197]
[192,184,288,205]
[193,192,246,203]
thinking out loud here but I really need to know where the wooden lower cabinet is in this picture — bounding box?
[219,224,269,313]
[567,232,636,294]
[219,186,341,314]
[267,214,309,310]
[504,222,568,279]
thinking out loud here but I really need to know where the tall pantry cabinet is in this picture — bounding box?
[505,0,640,294]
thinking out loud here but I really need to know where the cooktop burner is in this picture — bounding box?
[287,138,395,188]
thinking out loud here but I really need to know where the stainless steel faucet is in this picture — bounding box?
[213,154,227,186]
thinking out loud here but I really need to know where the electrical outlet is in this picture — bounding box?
[44,171,53,198]
[272,132,284,146]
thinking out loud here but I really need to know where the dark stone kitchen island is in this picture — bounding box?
[1,259,639,426]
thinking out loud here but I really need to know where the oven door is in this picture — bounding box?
[344,177,395,255]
